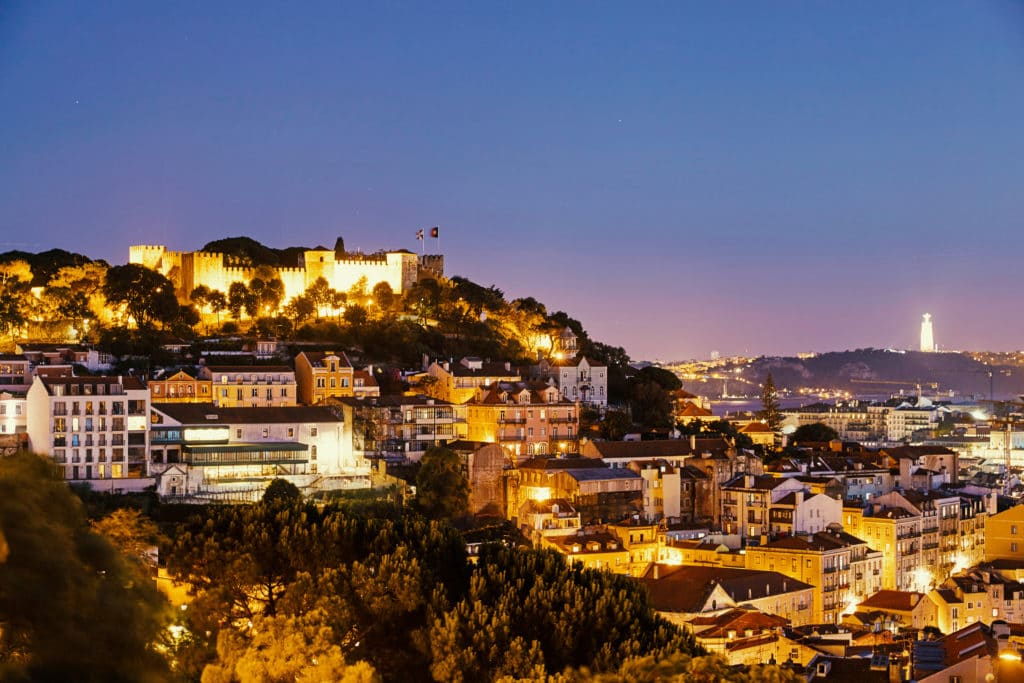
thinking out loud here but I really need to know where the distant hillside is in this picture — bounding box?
[682,350,1024,401]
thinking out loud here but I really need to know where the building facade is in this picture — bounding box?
[26,375,151,488]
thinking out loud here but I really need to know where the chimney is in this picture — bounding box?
[689,434,697,450]
[795,490,804,506]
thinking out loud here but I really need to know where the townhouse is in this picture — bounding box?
[198,365,297,408]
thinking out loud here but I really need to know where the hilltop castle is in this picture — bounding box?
[129,238,443,305]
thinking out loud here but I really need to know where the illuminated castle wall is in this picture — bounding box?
[129,241,433,306]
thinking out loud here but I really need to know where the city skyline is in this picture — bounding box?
[2,2,1023,360]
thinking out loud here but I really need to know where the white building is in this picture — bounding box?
[885,397,947,441]
[553,356,607,408]
[149,402,369,501]
[0,391,27,436]
[26,375,151,489]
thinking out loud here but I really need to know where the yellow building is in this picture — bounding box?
[148,370,212,403]
[199,365,297,408]
[745,529,883,624]
[542,529,629,574]
[424,358,521,405]
[985,504,1024,563]
[295,351,355,404]
[608,520,660,576]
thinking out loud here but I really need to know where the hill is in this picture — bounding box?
[681,349,1024,401]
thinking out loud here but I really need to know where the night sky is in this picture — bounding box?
[2,2,1023,360]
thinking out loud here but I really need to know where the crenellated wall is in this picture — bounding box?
[129,241,439,310]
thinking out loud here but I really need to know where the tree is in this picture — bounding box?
[201,609,379,683]
[638,366,682,391]
[0,454,171,680]
[263,478,302,505]
[227,281,249,320]
[415,447,470,521]
[91,508,163,576]
[629,381,674,429]
[758,372,782,431]
[43,262,109,339]
[207,289,228,328]
[428,546,696,681]
[585,652,800,682]
[791,422,839,443]
[371,281,395,312]
[600,409,634,440]
[306,277,338,321]
[284,295,316,327]
[0,260,33,342]
[103,263,179,329]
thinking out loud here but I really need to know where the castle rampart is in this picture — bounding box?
[129,238,439,310]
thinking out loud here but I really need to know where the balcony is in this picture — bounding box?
[823,566,838,574]
[500,435,527,442]
[498,417,527,424]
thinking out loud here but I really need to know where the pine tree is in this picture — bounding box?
[758,372,782,430]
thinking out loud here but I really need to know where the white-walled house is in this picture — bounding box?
[149,402,369,501]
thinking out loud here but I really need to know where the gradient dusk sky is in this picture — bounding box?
[2,2,1023,361]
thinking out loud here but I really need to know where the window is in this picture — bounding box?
[263,428,269,438]
[1013,525,1019,535]
[288,428,294,438]
[310,427,318,436]
[236,428,242,438]
[330,378,336,388]
[311,445,317,460]
[1012,542,1018,553]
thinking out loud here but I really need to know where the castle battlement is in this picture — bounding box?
[130,236,439,309]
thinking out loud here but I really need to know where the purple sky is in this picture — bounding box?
[2,2,1023,361]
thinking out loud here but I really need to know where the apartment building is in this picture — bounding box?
[745,530,884,624]
[465,381,578,460]
[26,375,150,488]
[424,357,521,404]
[0,355,32,392]
[339,394,466,460]
[985,504,1024,563]
[720,474,808,542]
[198,365,297,408]
[929,567,1024,633]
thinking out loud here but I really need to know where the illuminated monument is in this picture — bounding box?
[920,313,935,352]
[130,237,443,306]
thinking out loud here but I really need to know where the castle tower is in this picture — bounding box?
[920,313,934,352]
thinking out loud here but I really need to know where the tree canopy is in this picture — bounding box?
[790,422,840,443]
[415,446,470,521]
[0,454,170,681]
[103,263,180,329]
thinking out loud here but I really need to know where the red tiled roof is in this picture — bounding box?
[857,590,925,612]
